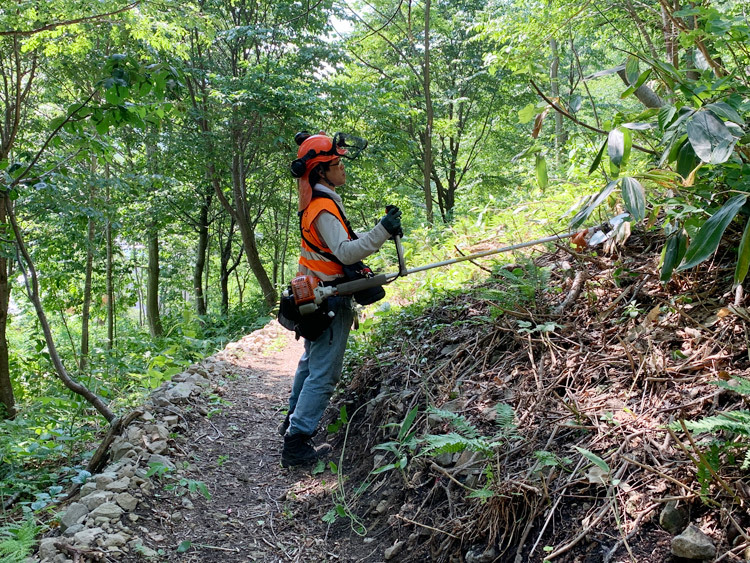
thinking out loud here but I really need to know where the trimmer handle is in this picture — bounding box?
[385,205,407,276]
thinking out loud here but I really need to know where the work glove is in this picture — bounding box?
[380,206,403,237]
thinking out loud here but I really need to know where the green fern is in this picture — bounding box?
[0,517,40,563]
[713,375,750,396]
[679,411,750,436]
[426,407,480,438]
[495,403,517,436]
[420,432,494,457]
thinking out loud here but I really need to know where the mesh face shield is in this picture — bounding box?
[331,132,368,160]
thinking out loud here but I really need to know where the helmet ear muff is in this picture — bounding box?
[290,149,316,178]
[294,131,311,146]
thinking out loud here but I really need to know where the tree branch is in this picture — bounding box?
[529,80,658,156]
[0,2,141,37]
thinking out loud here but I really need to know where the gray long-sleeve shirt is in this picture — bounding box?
[299,184,390,280]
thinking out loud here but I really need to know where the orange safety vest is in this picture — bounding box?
[298,194,355,278]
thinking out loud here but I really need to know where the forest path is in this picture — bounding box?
[119,321,374,562]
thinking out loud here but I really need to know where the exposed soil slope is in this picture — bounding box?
[321,230,750,563]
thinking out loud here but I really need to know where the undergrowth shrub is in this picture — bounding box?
[0,517,40,563]
[672,375,750,496]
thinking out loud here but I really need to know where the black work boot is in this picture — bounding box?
[277,413,290,437]
[281,433,332,468]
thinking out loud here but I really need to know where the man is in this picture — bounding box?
[280,131,402,467]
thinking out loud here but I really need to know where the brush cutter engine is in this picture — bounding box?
[288,275,338,316]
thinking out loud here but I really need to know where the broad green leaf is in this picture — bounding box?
[95,117,110,136]
[574,446,610,473]
[177,541,192,553]
[660,230,687,282]
[588,139,607,175]
[686,110,738,164]
[535,153,548,191]
[570,180,620,229]
[518,103,537,124]
[704,102,743,125]
[621,122,653,131]
[622,128,632,167]
[398,406,419,442]
[666,135,688,165]
[658,105,677,130]
[608,128,625,167]
[621,177,645,222]
[734,217,750,287]
[676,142,697,178]
[621,69,652,99]
[371,463,398,475]
[678,194,748,271]
[625,56,640,85]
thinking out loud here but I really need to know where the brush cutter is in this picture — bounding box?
[287,228,584,316]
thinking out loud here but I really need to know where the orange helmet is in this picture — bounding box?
[291,131,367,211]
[290,133,348,179]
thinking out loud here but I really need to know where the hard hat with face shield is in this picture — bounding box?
[291,131,367,211]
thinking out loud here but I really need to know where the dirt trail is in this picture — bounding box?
[118,323,377,562]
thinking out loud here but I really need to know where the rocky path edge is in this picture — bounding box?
[33,320,300,563]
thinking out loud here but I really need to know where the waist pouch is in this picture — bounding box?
[278,293,340,342]
[342,261,385,305]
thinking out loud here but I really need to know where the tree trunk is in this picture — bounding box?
[616,68,665,108]
[6,201,114,422]
[220,152,276,308]
[220,217,236,316]
[80,179,95,371]
[0,195,15,419]
[105,166,115,349]
[422,0,434,224]
[193,185,211,316]
[146,227,163,338]
[550,34,565,167]
[662,4,678,68]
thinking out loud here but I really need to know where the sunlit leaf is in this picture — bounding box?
[570,180,620,229]
[621,177,645,222]
[585,64,626,80]
[608,128,624,167]
[686,110,738,164]
[734,217,750,287]
[535,153,548,190]
[678,195,748,271]
[518,103,537,124]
